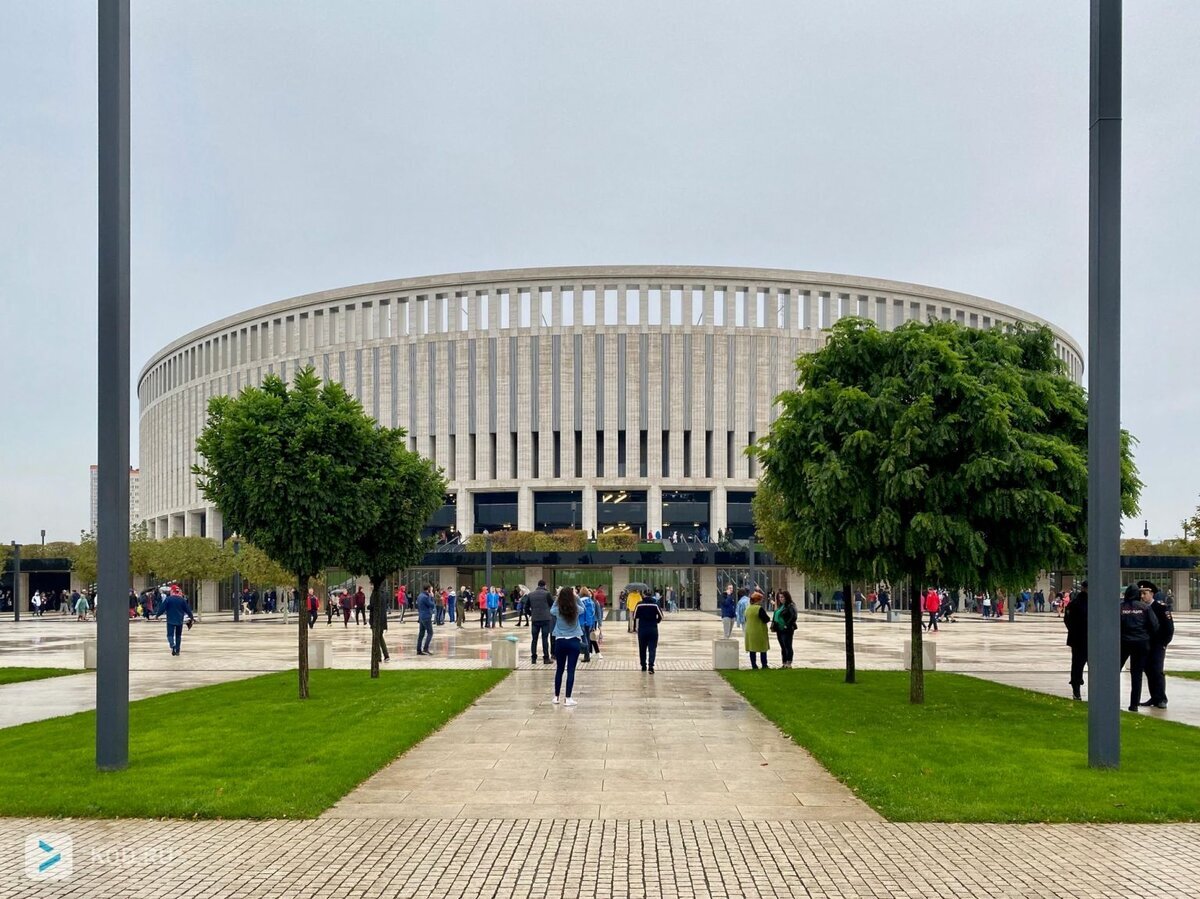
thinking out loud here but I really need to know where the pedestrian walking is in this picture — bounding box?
[922,588,940,632]
[634,590,663,673]
[154,584,195,656]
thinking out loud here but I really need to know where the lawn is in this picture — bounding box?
[0,668,508,819]
[0,667,81,686]
[722,668,1200,823]
[1168,670,1200,681]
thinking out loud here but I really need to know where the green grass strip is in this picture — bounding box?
[723,668,1200,823]
[0,668,508,819]
[0,667,81,686]
[1168,670,1200,681]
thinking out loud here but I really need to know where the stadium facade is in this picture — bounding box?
[137,266,1084,611]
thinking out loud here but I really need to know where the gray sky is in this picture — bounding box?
[2,2,1197,545]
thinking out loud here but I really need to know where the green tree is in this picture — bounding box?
[233,541,295,592]
[340,428,446,677]
[753,318,1141,703]
[146,536,232,585]
[194,368,387,698]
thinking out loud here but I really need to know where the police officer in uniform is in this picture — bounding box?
[1137,580,1174,709]
[1063,580,1088,700]
[1119,584,1159,712]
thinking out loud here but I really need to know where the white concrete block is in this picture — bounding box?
[712,638,740,670]
[902,639,936,671]
[491,637,517,669]
[308,639,332,669]
[84,640,98,669]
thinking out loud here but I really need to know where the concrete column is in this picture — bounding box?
[647,484,662,539]
[1170,568,1190,611]
[581,487,598,538]
[785,569,807,604]
[698,566,719,612]
[198,579,218,614]
[437,567,457,590]
[205,506,223,544]
[456,487,473,536]
[524,567,545,589]
[185,510,203,537]
[711,485,728,537]
[518,486,534,531]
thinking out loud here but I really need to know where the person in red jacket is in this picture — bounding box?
[922,588,941,632]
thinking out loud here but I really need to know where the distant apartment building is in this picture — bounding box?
[89,465,140,535]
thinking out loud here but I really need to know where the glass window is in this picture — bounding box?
[735,289,747,327]
[540,289,553,327]
[626,288,641,325]
[692,288,705,326]
[647,288,661,325]
[583,288,597,326]
[500,291,510,329]
[669,288,683,326]
[713,289,726,326]
[478,293,490,330]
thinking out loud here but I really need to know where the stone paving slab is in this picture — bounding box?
[322,671,881,823]
[2,817,1198,898]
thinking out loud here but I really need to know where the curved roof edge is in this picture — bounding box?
[139,265,1083,385]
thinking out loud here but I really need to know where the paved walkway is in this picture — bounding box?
[325,670,879,822]
[4,614,1200,896]
[3,817,1198,897]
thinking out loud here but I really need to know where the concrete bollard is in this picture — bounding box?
[886,609,901,623]
[491,637,517,669]
[902,639,936,671]
[712,638,740,670]
[84,640,98,669]
[307,639,332,670]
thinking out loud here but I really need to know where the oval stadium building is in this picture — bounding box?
[138,266,1083,610]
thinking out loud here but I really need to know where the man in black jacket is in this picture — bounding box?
[1119,584,1159,712]
[1137,581,1174,709]
[1063,581,1088,700]
[526,580,554,665]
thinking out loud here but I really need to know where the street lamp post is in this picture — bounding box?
[483,530,494,592]
[40,530,45,547]
[10,542,20,622]
[232,535,242,623]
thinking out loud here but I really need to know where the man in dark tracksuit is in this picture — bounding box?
[1063,581,1088,700]
[1137,581,1174,708]
[526,580,554,665]
[1119,584,1159,712]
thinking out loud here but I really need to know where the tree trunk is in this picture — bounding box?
[909,574,924,704]
[369,575,385,679]
[298,573,310,699]
[842,580,856,684]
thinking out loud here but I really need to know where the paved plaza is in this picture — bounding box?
[1,609,1198,897]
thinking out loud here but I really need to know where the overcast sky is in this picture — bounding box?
[2,2,1197,546]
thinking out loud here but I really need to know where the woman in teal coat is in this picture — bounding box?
[744,591,770,669]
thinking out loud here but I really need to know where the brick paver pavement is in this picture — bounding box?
[3,817,1198,898]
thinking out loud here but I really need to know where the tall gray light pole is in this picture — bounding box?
[232,535,242,623]
[1087,0,1122,768]
[483,530,493,595]
[10,542,20,622]
[97,0,131,771]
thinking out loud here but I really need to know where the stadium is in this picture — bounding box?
[137,266,1084,611]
